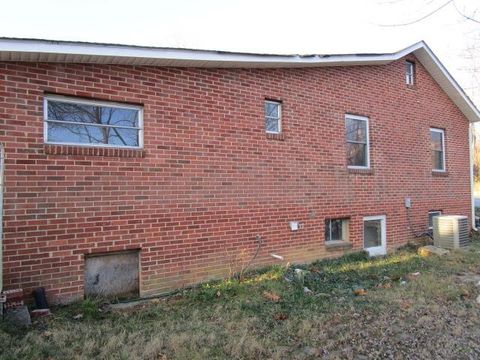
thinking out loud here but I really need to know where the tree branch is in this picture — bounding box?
[379,0,453,27]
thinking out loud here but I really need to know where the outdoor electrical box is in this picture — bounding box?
[404,198,412,208]
[289,221,300,231]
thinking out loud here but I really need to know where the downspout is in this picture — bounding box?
[0,144,4,313]
[0,145,3,286]
[470,124,477,230]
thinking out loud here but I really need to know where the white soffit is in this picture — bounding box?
[0,38,478,122]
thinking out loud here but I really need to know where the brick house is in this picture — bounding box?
[0,38,478,304]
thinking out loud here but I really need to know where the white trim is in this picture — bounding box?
[45,94,143,111]
[0,144,4,293]
[265,100,282,134]
[405,60,415,85]
[428,210,442,230]
[0,38,411,66]
[430,128,446,172]
[470,123,477,230]
[0,39,479,122]
[44,95,144,149]
[363,215,387,256]
[345,114,370,169]
[415,43,480,123]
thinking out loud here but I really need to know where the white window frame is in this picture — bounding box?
[363,215,387,257]
[406,61,415,85]
[265,100,282,134]
[430,128,446,172]
[428,210,442,230]
[43,95,144,149]
[345,114,370,169]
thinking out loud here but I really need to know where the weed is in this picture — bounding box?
[3,244,480,359]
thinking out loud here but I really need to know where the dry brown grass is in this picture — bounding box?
[3,242,480,359]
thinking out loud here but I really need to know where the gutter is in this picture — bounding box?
[0,144,4,313]
[0,145,3,288]
[470,125,477,230]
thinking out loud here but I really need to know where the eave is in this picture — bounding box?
[0,38,478,123]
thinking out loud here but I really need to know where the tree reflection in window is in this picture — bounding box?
[345,115,369,168]
[45,98,141,147]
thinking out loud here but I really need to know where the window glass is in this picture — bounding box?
[430,129,445,171]
[265,101,281,134]
[325,219,349,242]
[45,97,142,148]
[345,118,367,142]
[48,101,139,127]
[345,115,369,168]
[364,219,382,248]
[428,211,442,229]
[346,143,367,167]
[406,61,415,85]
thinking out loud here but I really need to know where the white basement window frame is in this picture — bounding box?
[430,128,446,172]
[428,210,442,229]
[264,100,282,134]
[44,95,144,149]
[345,114,370,169]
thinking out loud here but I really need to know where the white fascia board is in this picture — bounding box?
[0,38,479,122]
[0,38,409,66]
[412,43,480,123]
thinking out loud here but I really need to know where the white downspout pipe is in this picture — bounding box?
[0,144,4,314]
[470,124,477,230]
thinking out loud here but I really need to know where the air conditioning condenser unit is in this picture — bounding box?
[433,215,469,249]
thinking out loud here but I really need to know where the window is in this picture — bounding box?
[44,95,143,148]
[430,128,445,171]
[345,114,370,168]
[428,210,442,229]
[265,100,281,134]
[406,61,415,85]
[325,218,349,242]
[363,215,387,256]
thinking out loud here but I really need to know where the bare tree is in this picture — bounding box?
[48,101,136,146]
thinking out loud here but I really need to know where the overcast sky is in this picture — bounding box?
[1,0,479,103]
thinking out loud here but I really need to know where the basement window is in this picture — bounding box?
[265,100,282,134]
[325,218,350,242]
[44,95,143,148]
[430,128,445,171]
[406,61,415,86]
[428,210,442,229]
[345,114,370,169]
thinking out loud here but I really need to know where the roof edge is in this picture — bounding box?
[0,37,419,66]
[0,37,478,122]
[411,42,480,123]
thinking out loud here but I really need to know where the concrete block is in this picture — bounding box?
[4,306,31,327]
[418,245,450,257]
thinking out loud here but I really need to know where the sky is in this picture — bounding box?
[0,0,479,103]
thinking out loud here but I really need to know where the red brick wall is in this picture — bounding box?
[0,55,471,303]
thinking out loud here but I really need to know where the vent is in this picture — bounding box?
[433,215,469,249]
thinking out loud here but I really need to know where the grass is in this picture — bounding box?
[3,241,480,359]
